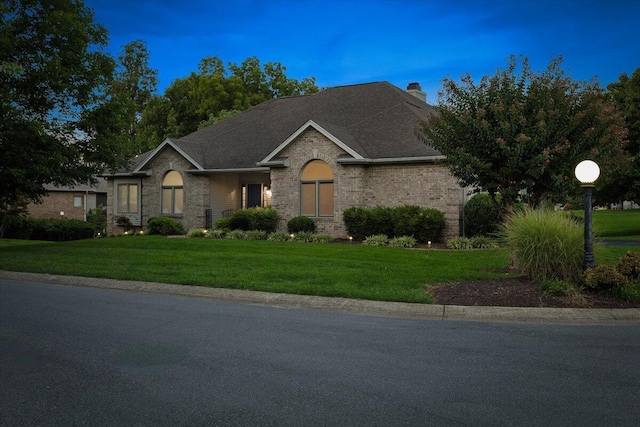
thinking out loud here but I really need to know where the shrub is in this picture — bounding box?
[538,280,581,297]
[227,207,278,232]
[86,205,106,234]
[343,205,446,242]
[226,230,247,240]
[287,216,317,234]
[188,228,208,238]
[268,231,291,242]
[363,234,388,246]
[244,230,268,241]
[311,233,334,244]
[214,217,230,230]
[500,207,583,282]
[342,206,369,240]
[613,283,640,302]
[583,265,628,291]
[616,251,640,281]
[447,237,471,249]
[469,236,499,249]
[115,215,133,232]
[147,217,184,236]
[291,231,314,242]
[1,215,34,239]
[464,193,501,237]
[389,236,416,248]
[206,229,226,239]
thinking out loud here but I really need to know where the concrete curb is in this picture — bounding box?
[1,270,639,325]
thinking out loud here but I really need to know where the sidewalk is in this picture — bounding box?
[1,270,639,325]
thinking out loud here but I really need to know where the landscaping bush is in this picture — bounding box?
[287,216,317,234]
[226,230,247,240]
[29,218,95,241]
[363,234,388,247]
[244,230,268,241]
[188,228,208,238]
[583,265,628,291]
[343,205,445,242]
[500,207,583,282]
[616,251,640,281]
[86,206,106,234]
[464,193,501,237]
[115,215,134,232]
[291,231,314,242]
[227,207,278,232]
[147,217,184,236]
[214,217,230,230]
[206,229,226,239]
[1,214,34,239]
[268,231,291,242]
[310,233,334,244]
[447,237,471,249]
[469,236,499,249]
[389,236,416,248]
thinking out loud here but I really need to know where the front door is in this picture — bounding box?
[246,184,262,208]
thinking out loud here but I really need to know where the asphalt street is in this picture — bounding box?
[1,278,639,426]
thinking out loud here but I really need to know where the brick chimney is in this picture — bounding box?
[406,82,426,103]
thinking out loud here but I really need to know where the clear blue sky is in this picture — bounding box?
[85,0,640,103]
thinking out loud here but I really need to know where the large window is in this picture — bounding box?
[301,160,334,217]
[117,183,138,213]
[162,171,183,215]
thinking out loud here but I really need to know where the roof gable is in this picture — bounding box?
[260,120,366,164]
[133,138,204,172]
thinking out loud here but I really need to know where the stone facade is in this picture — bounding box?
[270,128,462,239]
[107,130,462,239]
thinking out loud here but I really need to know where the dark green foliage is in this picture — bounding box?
[616,251,640,281]
[214,217,230,229]
[583,265,628,291]
[115,216,133,232]
[343,205,446,243]
[147,217,184,236]
[287,216,317,234]
[464,194,501,237]
[86,206,106,233]
[227,207,278,232]
[1,216,94,241]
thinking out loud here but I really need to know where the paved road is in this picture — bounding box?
[1,279,639,426]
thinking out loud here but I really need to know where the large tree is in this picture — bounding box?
[598,68,640,205]
[0,0,129,213]
[135,56,318,150]
[416,55,627,218]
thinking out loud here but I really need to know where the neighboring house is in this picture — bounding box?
[27,180,107,221]
[105,82,463,238]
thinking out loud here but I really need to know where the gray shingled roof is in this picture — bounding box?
[135,81,440,171]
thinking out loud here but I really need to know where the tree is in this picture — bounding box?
[0,0,129,214]
[599,68,640,205]
[135,56,319,149]
[416,55,627,219]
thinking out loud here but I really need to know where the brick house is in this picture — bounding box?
[105,82,463,238]
[27,180,107,221]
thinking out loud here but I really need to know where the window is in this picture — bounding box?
[300,160,334,217]
[117,184,138,213]
[73,195,83,208]
[162,171,183,215]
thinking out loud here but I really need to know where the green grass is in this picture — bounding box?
[572,209,640,238]
[0,236,517,303]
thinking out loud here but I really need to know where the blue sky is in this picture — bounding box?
[85,0,640,103]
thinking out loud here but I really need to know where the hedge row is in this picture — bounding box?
[1,215,96,241]
[343,205,446,243]
[214,207,278,232]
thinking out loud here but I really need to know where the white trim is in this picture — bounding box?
[260,120,364,164]
[133,139,204,173]
[185,167,270,174]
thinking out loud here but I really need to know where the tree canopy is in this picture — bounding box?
[599,68,640,205]
[416,55,628,218]
[135,56,319,151]
[0,0,134,214]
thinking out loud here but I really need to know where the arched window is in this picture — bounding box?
[301,160,334,217]
[162,171,183,215]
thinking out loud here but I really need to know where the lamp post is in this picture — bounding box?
[574,160,600,270]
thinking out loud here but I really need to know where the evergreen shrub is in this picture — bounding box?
[287,216,316,233]
[147,217,184,236]
[464,193,501,237]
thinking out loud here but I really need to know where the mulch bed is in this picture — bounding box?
[428,277,640,309]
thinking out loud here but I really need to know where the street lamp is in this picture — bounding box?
[574,160,600,270]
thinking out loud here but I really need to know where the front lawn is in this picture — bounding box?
[572,209,640,237]
[0,237,515,303]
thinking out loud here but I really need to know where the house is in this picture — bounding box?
[105,82,463,238]
[27,180,107,221]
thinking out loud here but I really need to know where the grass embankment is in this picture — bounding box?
[0,237,516,303]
